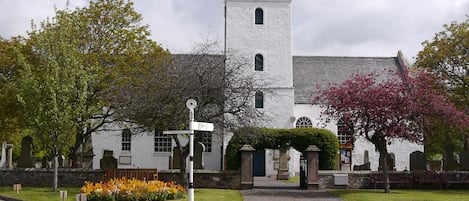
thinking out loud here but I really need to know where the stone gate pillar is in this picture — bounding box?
[305,145,321,190]
[239,144,255,190]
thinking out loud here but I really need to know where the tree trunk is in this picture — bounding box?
[378,142,390,193]
[178,146,189,187]
[53,134,58,192]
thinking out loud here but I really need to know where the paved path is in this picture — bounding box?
[241,177,344,201]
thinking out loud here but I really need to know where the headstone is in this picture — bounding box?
[379,152,395,170]
[18,136,34,168]
[353,162,370,170]
[363,150,369,164]
[6,144,14,168]
[353,150,371,170]
[172,148,181,169]
[0,142,6,168]
[194,142,205,169]
[443,132,459,170]
[459,151,469,171]
[429,160,442,171]
[410,151,426,171]
[58,155,65,168]
[99,150,117,170]
[277,148,290,180]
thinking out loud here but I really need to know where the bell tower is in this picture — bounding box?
[225,0,294,128]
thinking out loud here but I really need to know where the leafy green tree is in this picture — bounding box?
[16,9,93,191]
[14,0,169,168]
[0,38,25,160]
[415,17,469,157]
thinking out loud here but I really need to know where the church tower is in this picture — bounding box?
[225,0,294,128]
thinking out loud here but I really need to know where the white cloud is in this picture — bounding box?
[0,0,467,62]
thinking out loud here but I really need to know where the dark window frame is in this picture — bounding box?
[255,54,264,71]
[255,8,263,25]
[255,91,264,108]
[121,129,131,151]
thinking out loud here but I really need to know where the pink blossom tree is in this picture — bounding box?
[313,70,469,193]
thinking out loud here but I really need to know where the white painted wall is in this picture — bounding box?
[294,103,424,171]
[92,122,222,170]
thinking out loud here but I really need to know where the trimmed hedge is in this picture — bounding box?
[225,127,339,170]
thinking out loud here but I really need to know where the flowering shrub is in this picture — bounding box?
[81,178,185,201]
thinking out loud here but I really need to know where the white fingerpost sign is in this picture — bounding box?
[163,99,213,201]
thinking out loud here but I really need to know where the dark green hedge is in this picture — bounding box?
[225,127,339,170]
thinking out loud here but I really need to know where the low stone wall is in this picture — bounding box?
[0,168,241,189]
[158,170,241,189]
[0,168,103,187]
[318,171,371,189]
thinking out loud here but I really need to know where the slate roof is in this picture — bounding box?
[293,55,407,104]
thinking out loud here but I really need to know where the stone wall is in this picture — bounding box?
[158,170,241,190]
[0,169,241,189]
[318,171,371,189]
[0,168,103,187]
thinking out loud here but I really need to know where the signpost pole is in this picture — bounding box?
[186,99,196,201]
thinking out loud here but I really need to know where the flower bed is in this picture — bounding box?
[81,178,185,201]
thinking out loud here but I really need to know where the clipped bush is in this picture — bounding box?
[226,127,339,170]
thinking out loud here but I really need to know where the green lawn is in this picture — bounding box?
[282,176,300,183]
[0,187,242,201]
[0,187,81,201]
[331,189,469,201]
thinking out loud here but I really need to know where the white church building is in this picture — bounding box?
[92,0,423,176]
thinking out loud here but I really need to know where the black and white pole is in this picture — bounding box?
[186,99,197,201]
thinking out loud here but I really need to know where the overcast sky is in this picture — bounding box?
[1,0,468,63]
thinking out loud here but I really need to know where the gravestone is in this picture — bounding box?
[410,151,426,171]
[0,142,6,168]
[99,150,117,170]
[194,142,205,169]
[459,151,469,171]
[379,152,395,170]
[172,147,181,169]
[58,155,65,168]
[18,136,34,168]
[277,148,290,180]
[443,132,459,171]
[364,150,369,164]
[353,150,371,170]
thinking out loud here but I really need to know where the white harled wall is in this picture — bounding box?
[225,0,295,177]
[294,104,424,171]
[225,0,294,129]
[92,122,222,170]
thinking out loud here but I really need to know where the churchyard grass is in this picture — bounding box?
[0,187,242,201]
[0,187,81,201]
[330,189,469,201]
[282,175,300,183]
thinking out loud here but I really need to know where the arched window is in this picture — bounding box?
[255,91,264,108]
[255,8,263,25]
[255,54,263,71]
[295,117,313,128]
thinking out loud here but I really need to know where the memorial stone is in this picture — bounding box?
[99,150,117,170]
[410,151,426,171]
[18,136,34,168]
